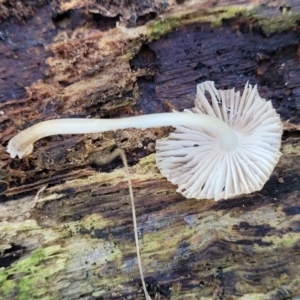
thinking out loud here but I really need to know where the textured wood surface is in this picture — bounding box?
[1,0,300,299]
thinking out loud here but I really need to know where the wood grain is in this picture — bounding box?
[1,0,300,299]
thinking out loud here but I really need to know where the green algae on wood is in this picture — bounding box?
[0,245,66,299]
[250,5,300,35]
[146,5,300,41]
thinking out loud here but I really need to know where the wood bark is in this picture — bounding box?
[1,0,300,299]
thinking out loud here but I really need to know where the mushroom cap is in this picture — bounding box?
[155,81,282,200]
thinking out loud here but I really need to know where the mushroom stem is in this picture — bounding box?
[99,148,151,300]
[8,112,239,158]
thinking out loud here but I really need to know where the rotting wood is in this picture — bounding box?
[1,0,300,299]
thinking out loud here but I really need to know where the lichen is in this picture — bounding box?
[146,5,300,41]
[139,153,156,166]
[147,15,180,41]
[146,6,248,41]
[136,153,161,176]
[282,143,300,157]
[0,245,66,299]
[248,5,300,35]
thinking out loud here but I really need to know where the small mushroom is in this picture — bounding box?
[6,81,282,300]
[7,81,282,200]
[155,81,282,200]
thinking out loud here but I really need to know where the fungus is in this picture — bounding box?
[155,81,282,200]
[7,81,282,299]
[97,148,151,300]
[7,81,282,200]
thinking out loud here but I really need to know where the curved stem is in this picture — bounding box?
[100,149,151,300]
[7,112,239,158]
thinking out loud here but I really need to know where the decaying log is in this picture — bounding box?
[1,0,300,299]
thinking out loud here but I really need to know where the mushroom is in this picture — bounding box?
[6,81,282,300]
[7,81,282,200]
[155,81,282,200]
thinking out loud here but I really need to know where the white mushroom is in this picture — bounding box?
[155,81,282,200]
[7,81,282,200]
[5,81,283,300]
